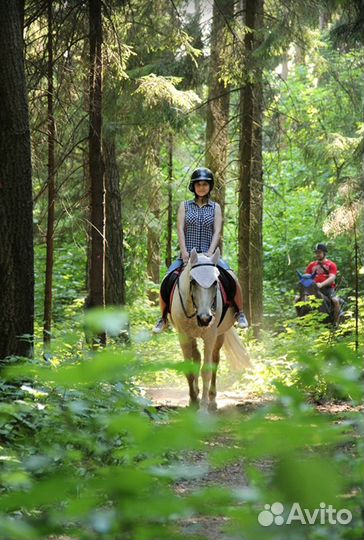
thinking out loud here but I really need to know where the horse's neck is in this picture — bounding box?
[179,265,191,294]
[312,285,320,297]
[179,265,194,307]
[300,285,319,298]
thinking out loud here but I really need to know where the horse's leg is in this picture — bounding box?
[178,334,200,406]
[208,334,224,411]
[331,296,340,324]
[294,293,301,316]
[200,335,217,410]
[191,338,201,402]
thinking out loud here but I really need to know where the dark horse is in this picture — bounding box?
[295,271,337,323]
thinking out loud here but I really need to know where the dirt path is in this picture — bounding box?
[175,449,248,540]
[143,387,362,540]
[143,386,256,409]
[143,387,270,540]
[50,388,360,540]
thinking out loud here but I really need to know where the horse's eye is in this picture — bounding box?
[190,279,196,286]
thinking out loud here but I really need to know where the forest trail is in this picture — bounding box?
[48,394,257,540]
[48,395,359,540]
[144,386,260,410]
[175,450,248,540]
[143,388,361,540]
[144,387,270,540]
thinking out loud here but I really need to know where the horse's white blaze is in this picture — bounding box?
[192,284,216,324]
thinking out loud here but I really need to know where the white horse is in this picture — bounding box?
[169,248,251,410]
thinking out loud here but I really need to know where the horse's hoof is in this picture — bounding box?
[199,400,209,413]
[208,401,217,412]
[188,398,200,409]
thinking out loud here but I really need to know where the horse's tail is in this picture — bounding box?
[223,328,252,371]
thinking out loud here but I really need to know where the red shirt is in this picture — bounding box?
[306,259,337,288]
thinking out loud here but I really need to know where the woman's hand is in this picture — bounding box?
[181,250,189,263]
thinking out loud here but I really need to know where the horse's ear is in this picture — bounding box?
[212,248,220,265]
[190,248,198,265]
[311,271,316,279]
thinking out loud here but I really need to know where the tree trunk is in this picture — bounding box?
[87,0,105,343]
[237,0,264,334]
[166,133,173,269]
[43,0,56,347]
[281,55,289,81]
[319,9,331,30]
[147,147,161,304]
[205,0,234,246]
[294,44,304,65]
[249,0,264,333]
[238,0,255,319]
[0,0,34,358]
[104,133,125,306]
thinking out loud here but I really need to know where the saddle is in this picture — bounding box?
[217,266,236,326]
[160,266,236,321]
[160,269,181,311]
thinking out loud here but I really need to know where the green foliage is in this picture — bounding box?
[1,308,363,539]
[134,74,201,111]
[17,3,364,539]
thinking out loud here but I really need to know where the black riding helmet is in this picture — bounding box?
[314,243,328,253]
[189,167,214,193]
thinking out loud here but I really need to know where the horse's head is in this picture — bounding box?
[296,271,320,316]
[297,271,318,300]
[188,248,220,327]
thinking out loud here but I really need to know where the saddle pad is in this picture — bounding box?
[160,270,181,307]
[218,266,236,302]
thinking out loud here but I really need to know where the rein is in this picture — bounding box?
[177,277,197,319]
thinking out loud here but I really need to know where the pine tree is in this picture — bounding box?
[205,0,234,242]
[0,0,34,358]
[87,0,106,343]
[237,0,264,334]
[43,0,56,346]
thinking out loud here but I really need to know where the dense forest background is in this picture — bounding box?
[27,0,363,339]
[0,0,363,539]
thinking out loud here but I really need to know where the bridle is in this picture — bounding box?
[177,263,219,320]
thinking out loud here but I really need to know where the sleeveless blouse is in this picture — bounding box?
[184,200,215,254]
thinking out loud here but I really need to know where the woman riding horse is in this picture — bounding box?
[153,167,248,333]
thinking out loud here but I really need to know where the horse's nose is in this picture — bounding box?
[197,313,212,327]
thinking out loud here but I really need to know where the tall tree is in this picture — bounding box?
[104,131,125,306]
[166,132,173,269]
[248,18,264,333]
[87,0,105,342]
[43,0,56,346]
[237,0,264,334]
[0,0,34,358]
[146,144,162,304]
[205,0,234,241]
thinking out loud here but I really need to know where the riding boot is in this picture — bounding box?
[153,317,168,333]
[236,311,249,329]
